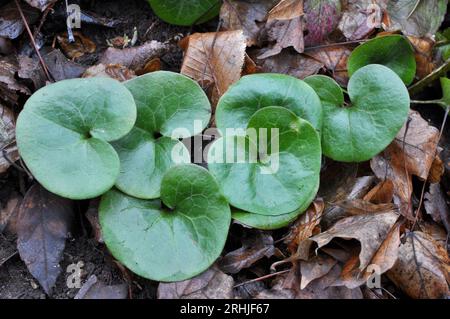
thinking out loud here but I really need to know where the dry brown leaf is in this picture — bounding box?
[424,183,450,233]
[257,264,363,299]
[335,199,395,216]
[268,0,304,21]
[0,55,31,105]
[100,40,169,70]
[181,30,246,104]
[305,46,351,86]
[320,175,376,228]
[363,179,394,204]
[157,266,234,299]
[257,0,305,58]
[220,0,277,46]
[387,231,450,299]
[407,36,436,79]
[137,58,162,75]
[338,0,387,40]
[284,199,324,260]
[429,154,444,184]
[253,50,323,79]
[57,32,96,60]
[300,254,337,289]
[0,105,19,173]
[334,222,401,289]
[311,209,399,271]
[371,111,440,220]
[83,63,136,82]
[219,230,275,274]
[0,192,21,235]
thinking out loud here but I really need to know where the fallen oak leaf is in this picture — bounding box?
[157,266,234,299]
[180,30,246,105]
[17,184,74,295]
[311,209,399,271]
[371,111,440,220]
[387,231,450,299]
[333,222,401,289]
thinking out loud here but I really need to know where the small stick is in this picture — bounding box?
[233,269,290,288]
[14,0,52,82]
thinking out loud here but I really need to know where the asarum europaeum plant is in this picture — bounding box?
[16,77,137,200]
[15,36,414,280]
[347,34,416,85]
[147,0,221,26]
[114,71,211,199]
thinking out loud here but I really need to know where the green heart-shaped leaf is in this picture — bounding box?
[148,0,221,26]
[16,78,136,199]
[114,71,211,199]
[208,106,321,216]
[231,177,319,230]
[348,35,416,85]
[305,64,410,163]
[215,74,323,134]
[99,164,231,282]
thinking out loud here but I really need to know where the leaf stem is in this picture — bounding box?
[410,100,448,109]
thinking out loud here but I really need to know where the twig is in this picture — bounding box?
[304,39,368,52]
[14,0,52,82]
[411,99,447,109]
[233,269,290,288]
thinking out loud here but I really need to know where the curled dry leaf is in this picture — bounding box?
[338,0,387,40]
[0,56,31,105]
[181,30,246,105]
[100,40,170,71]
[284,198,324,260]
[371,111,440,220]
[157,266,234,299]
[387,231,450,299]
[300,254,337,289]
[334,222,401,289]
[0,105,19,174]
[311,209,399,271]
[408,36,436,79]
[219,230,275,274]
[258,0,305,59]
[83,63,136,82]
[424,183,450,233]
[17,184,74,295]
[74,275,128,299]
[320,175,376,228]
[305,46,351,86]
[363,179,394,204]
[57,32,96,60]
[220,0,278,46]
